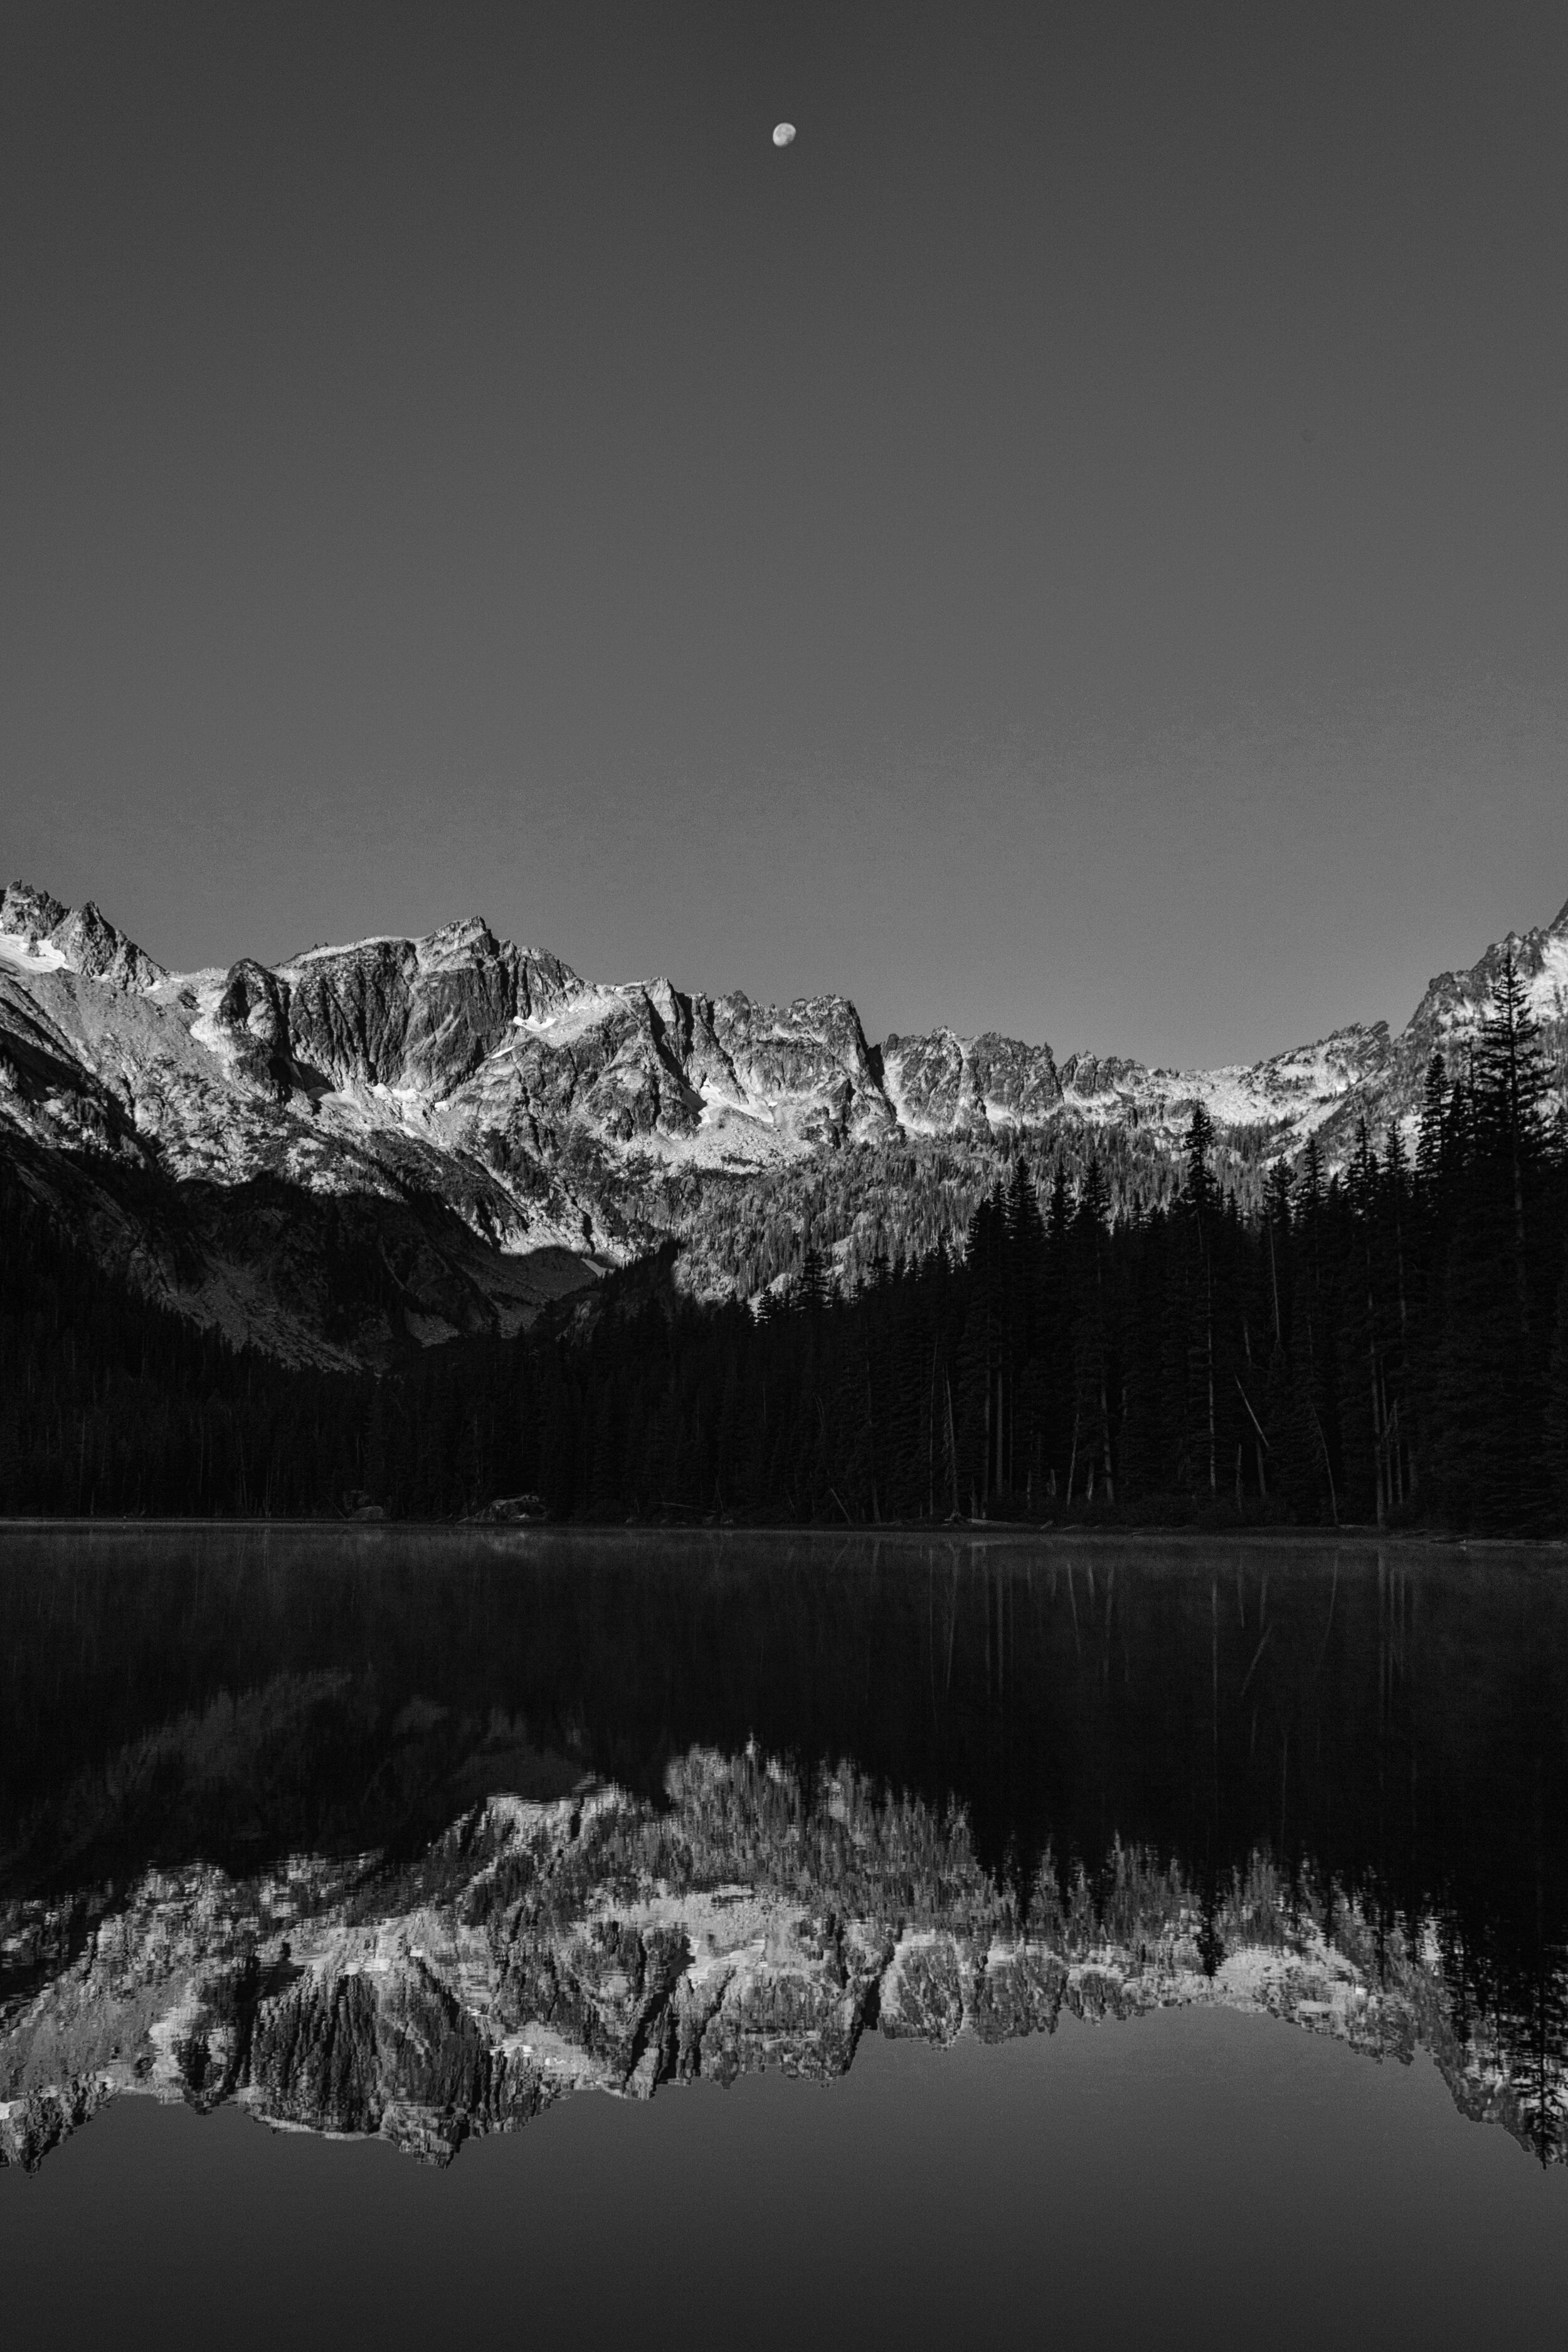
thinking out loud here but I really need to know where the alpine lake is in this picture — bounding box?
[2,1525,1565,2349]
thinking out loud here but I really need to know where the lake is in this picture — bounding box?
[2,1527,1566,2348]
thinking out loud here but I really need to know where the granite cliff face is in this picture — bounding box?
[3,878,1565,1362]
[3,1740,1554,2176]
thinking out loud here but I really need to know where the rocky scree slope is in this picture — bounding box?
[3,878,1565,1365]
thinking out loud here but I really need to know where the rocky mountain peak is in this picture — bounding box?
[412,914,502,972]
[0,880,68,941]
[51,901,168,991]
[0,880,166,990]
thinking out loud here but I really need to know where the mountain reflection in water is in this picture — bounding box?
[1,1530,1564,2173]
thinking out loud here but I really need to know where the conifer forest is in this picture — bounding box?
[4,956,1567,1535]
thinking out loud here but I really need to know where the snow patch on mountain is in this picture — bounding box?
[511,987,623,1046]
[0,930,68,975]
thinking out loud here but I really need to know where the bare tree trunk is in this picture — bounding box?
[1369,1328,1385,1529]
[1205,1262,1217,1494]
[1236,1375,1270,1498]
[1308,1396,1339,1527]
[945,1374,959,1517]
[927,1342,939,1520]
[1507,1002,1531,1333]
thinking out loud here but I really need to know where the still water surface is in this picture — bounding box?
[1,1528,1565,2347]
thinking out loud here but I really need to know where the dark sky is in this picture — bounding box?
[4,1,1565,1066]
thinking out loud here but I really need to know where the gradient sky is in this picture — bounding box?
[4,1,1565,1067]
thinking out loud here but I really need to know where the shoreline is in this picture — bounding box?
[1,1517,1562,1553]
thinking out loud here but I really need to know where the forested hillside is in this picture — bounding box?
[3,955,1565,1534]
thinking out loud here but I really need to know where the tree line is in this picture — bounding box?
[3,954,1565,1532]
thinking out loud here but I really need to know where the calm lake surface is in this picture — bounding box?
[2,1527,1566,2349]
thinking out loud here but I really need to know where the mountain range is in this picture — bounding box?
[3,876,1565,1367]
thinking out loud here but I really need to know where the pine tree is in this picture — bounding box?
[1543,1258,1568,1533]
[796,1231,830,1316]
[1416,1051,1447,1191]
[955,1184,1008,1512]
[1071,1156,1118,1505]
[1473,946,1550,1323]
[1181,1104,1219,1495]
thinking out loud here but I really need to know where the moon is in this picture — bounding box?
[772,122,796,147]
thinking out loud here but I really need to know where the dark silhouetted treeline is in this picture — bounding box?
[0,1171,361,1517]
[4,955,1567,1532]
